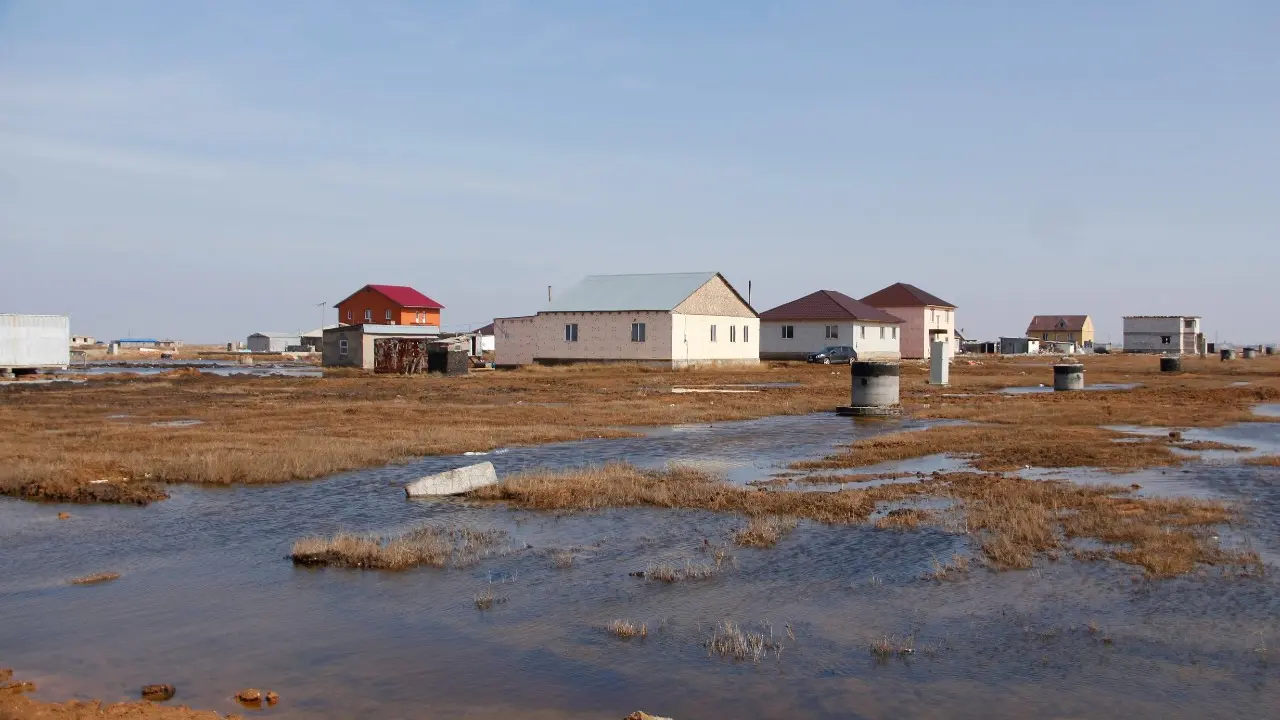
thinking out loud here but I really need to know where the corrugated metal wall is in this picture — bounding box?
[0,314,71,368]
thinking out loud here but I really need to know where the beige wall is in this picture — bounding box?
[671,314,760,366]
[494,316,537,366]
[536,311,673,362]
[878,306,955,359]
[674,275,757,317]
[759,321,900,360]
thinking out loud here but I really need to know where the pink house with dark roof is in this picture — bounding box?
[860,282,957,360]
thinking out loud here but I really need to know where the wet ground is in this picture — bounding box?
[2,414,1279,719]
[56,360,322,378]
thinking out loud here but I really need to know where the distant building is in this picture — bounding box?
[473,323,496,355]
[758,290,904,360]
[1123,316,1203,354]
[860,283,956,360]
[1026,315,1094,348]
[335,284,444,327]
[70,335,95,346]
[494,272,759,368]
[247,332,301,353]
[322,324,441,370]
[117,338,181,350]
[999,337,1041,355]
[300,325,339,351]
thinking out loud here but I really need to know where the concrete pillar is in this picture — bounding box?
[1053,363,1084,391]
[929,341,949,386]
[227,342,235,352]
[1267,346,1276,356]
[108,342,120,356]
[837,361,901,416]
[1160,356,1181,373]
[1220,348,1236,361]
[1242,347,1257,360]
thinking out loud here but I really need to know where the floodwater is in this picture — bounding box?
[3,414,1280,719]
[998,382,1141,394]
[57,360,322,378]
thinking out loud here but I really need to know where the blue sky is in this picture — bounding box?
[1,1,1277,344]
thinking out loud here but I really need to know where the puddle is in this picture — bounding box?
[149,419,205,428]
[999,382,1141,394]
[1254,403,1280,418]
[56,362,322,378]
[2,413,1279,718]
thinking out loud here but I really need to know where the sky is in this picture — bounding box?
[1,1,1277,344]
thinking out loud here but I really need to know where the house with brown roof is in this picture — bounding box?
[860,282,957,360]
[759,290,905,360]
[1025,315,1094,348]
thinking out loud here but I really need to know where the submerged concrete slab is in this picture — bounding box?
[405,461,498,497]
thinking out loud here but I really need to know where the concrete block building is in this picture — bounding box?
[494,272,759,368]
[1123,316,1203,354]
[758,290,904,360]
[860,283,957,360]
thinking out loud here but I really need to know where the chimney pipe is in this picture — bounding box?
[548,285,552,303]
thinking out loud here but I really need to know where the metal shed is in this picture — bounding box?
[247,332,301,353]
[1,314,71,374]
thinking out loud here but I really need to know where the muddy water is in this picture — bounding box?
[3,414,1280,719]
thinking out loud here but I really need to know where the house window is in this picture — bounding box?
[880,327,885,340]
[364,309,372,322]
[859,326,865,339]
[385,309,392,321]
[346,309,352,321]
[1043,332,1049,341]
[743,326,749,343]
[730,325,736,342]
[710,325,717,342]
[781,325,794,340]
[892,327,898,340]
[564,323,578,342]
[825,325,838,339]
[631,322,646,342]
[1161,336,1171,344]
[1184,319,1195,330]
[339,339,349,356]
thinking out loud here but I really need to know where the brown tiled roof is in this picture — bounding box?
[759,290,905,323]
[1026,315,1089,333]
[860,282,955,309]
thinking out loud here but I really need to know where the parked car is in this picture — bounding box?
[807,345,857,364]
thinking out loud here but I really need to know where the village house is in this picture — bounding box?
[1026,315,1095,348]
[494,272,759,368]
[335,284,443,327]
[1123,316,1203,354]
[246,332,301,353]
[758,290,904,360]
[860,282,957,360]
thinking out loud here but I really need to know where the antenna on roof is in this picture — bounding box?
[748,280,752,306]
[548,285,552,303]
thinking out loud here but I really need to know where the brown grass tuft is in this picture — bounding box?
[875,508,934,530]
[70,572,120,585]
[608,619,648,639]
[732,515,799,547]
[290,523,509,571]
[1245,455,1280,466]
[705,621,783,662]
[551,550,575,569]
[643,559,722,583]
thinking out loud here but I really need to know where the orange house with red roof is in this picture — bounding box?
[335,284,444,327]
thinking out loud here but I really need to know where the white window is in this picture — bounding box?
[825,325,838,339]
[892,327,898,340]
[631,322,646,342]
[564,323,578,342]
[364,309,372,322]
[710,325,717,342]
[729,325,736,342]
[346,309,352,321]
[859,326,865,339]
[782,325,794,340]
[385,309,393,321]
[339,339,349,356]
[743,325,749,343]
[880,327,885,340]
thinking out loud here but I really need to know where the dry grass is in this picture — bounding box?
[705,621,783,662]
[733,515,799,547]
[608,619,648,639]
[476,463,1258,578]
[70,572,120,585]
[0,364,840,504]
[289,523,509,571]
[473,586,503,610]
[551,550,575,569]
[875,508,934,530]
[1245,455,1280,466]
[870,634,915,661]
[923,554,970,581]
[643,559,723,583]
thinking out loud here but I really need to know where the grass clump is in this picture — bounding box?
[705,621,783,662]
[922,554,970,581]
[870,634,915,661]
[474,586,506,610]
[875,508,934,530]
[732,515,798,548]
[551,550,575,569]
[608,620,648,639]
[644,559,722,583]
[290,523,509,571]
[1245,455,1280,466]
[70,572,120,585]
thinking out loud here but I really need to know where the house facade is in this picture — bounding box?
[1026,315,1094,347]
[494,272,759,368]
[1123,316,1203,354]
[335,284,443,327]
[758,290,903,360]
[322,324,441,370]
[860,283,957,360]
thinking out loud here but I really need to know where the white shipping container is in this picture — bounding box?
[1,314,71,369]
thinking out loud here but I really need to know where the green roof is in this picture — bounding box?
[544,272,720,313]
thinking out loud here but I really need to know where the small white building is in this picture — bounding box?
[758,290,904,360]
[1123,316,1203,354]
[998,337,1041,355]
[473,324,496,354]
[494,272,759,368]
[70,335,96,346]
[246,332,301,353]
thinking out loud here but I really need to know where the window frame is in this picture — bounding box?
[364,309,372,323]
[781,325,794,340]
[729,325,736,343]
[710,325,717,343]
[338,339,349,356]
[743,325,749,343]
[631,322,646,343]
[564,323,579,342]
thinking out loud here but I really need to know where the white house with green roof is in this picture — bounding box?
[494,272,759,368]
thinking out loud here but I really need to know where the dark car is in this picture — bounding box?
[807,345,857,364]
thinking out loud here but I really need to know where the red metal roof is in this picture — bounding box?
[335,284,444,309]
[760,290,904,323]
[1026,315,1089,333]
[860,282,955,309]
